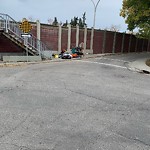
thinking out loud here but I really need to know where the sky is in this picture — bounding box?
[0,0,128,32]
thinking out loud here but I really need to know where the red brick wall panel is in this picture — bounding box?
[71,28,76,48]
[93,30,103,54]
[0,33,24,53]
[86,29,91,49]
[123,34,130,53]
[115,33,123,53]
[105,31,114,53]
[79,29,84,45]
[130,35,136,52]
[148,41,150,52]
[40,26,58,50]
[136,38,143,52]
[61,28,68,51]
[143,39,148,51]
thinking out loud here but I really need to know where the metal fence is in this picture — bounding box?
[0,13,50,56]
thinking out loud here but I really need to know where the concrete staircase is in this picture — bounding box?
[0,31,24,53]
[0,13,50,60]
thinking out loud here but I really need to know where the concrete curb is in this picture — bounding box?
[1,53,150,74]
[128,58,150,74]
[0,61,40,67]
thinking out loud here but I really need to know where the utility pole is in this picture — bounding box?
[90,0,101,51]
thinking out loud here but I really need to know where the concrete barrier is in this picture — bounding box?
[0,53,24,60]
[42,50,52,59]
[3,56,42,62]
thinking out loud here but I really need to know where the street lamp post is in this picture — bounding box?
[90,0,101,51]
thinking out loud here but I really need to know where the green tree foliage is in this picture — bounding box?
[53,12,87,28]
[52,17,58,26]
[120,0,150,38]
[70,12,87,28]
[63,20,68,27]
[70,17,78,26]
[82,12,86,27]
[78,18,83,27]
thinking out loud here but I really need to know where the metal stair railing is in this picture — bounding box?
[0,13,50,57]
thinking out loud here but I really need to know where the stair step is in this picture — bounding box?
[0,13,50,57]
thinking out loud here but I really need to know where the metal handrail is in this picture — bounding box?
[0,13,50,56]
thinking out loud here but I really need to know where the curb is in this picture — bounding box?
[127,58,150,74]
[0,61,40,67]
[0,53,112,67]
[1,53,149,74]
[142,59,150,74]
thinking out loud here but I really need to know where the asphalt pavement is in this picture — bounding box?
[1,52,150,74]
[0,52,150,150]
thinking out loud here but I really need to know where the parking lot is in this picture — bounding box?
[0,53,150,150]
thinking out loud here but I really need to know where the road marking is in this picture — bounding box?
[95,57,130,63]
[80,60,127,69]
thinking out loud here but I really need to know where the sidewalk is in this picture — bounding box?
[84,53,150,73]
[128,58,150,73]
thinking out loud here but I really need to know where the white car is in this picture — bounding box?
[61,52,72,59]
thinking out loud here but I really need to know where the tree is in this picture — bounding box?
[120,0,150,38]
[49,12,87,28]
[78,18,83,28]
[104,25,121,32]
[82,12,87,27]
[62,20,68,27]
[70,12,87,28]
[52,17,58,26]
[70,17,78,27]
[47,18,53,25]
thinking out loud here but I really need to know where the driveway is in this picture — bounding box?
[0,53,150,150]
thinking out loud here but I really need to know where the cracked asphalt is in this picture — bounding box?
[0,53,150,150]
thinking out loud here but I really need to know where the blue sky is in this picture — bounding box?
[0,0,128,31]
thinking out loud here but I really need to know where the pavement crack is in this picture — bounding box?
[49,109,86,126]
[116,132,150,147]
[0,110,34,139]
[65,86,118,106]
[0,143,32,150]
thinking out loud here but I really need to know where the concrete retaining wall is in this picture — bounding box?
[42,50,52,59]
[3,56,41,62]
[0,53,25,60]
